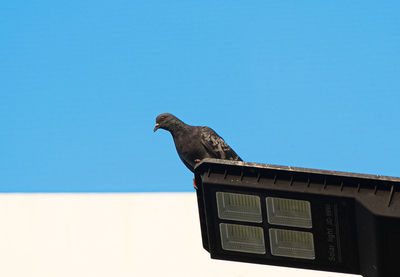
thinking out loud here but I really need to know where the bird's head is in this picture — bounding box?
[153,113,180,132]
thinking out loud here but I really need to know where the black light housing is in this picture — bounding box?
[194,158,400,277]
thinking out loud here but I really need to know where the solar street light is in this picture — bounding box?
[194,158,400,277]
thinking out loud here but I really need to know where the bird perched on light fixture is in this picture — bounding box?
[153,113,242,187]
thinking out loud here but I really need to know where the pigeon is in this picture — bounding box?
[153,113,242,174]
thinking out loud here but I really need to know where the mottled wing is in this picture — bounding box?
[200,127,242,161]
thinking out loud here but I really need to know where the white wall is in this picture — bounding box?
[0,193,359,277]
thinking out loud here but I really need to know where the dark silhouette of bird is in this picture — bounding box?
[153,113,242,173]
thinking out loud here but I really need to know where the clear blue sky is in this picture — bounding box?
[1,1,399,192]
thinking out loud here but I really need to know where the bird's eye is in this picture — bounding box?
[160,117,165,121]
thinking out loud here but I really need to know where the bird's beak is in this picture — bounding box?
[153,123,160,132]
